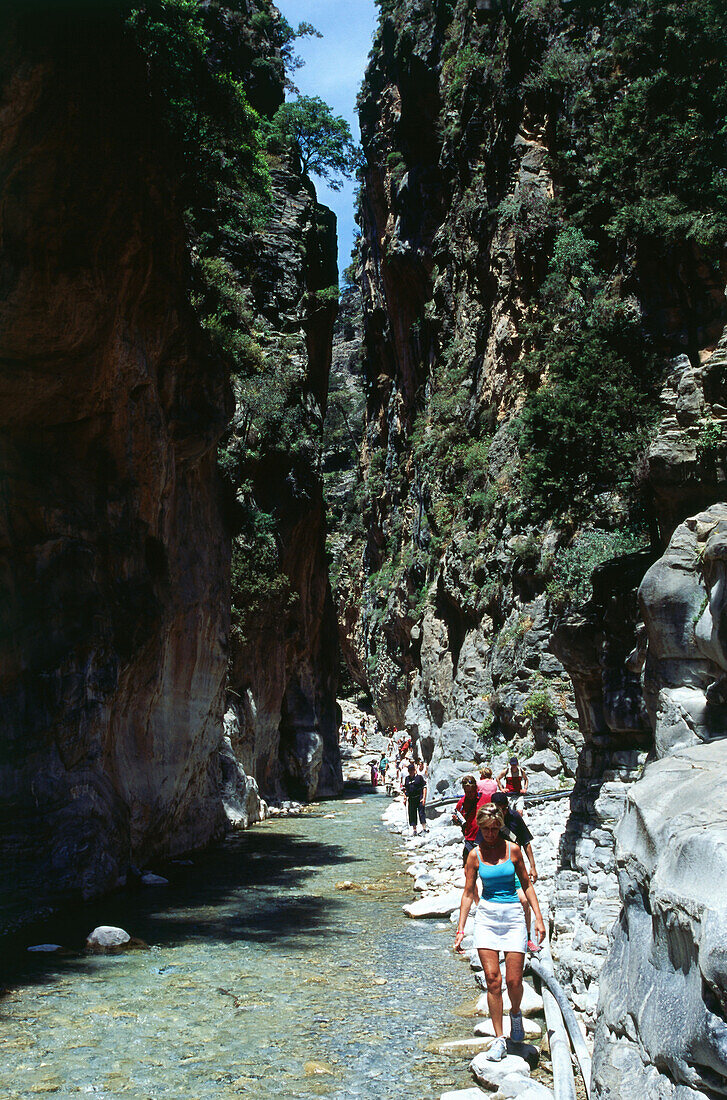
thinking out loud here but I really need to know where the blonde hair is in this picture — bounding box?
[476,804,505,830]
[480,766,492,778]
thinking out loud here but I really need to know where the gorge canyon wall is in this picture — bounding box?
[0,0,341,927]
[334,0,727,1093]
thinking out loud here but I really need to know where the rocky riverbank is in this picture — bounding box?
[382,790,590,1099]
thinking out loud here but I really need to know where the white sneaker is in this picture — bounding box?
[485,1035,507,1061]
[509,1011,525,1042]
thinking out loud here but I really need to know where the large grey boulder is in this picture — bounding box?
[86,926,130,950]
[592,742,727,1098]
[219,704,267,829]
[639,505,727,757]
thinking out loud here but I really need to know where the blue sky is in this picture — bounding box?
[275,0,378,277]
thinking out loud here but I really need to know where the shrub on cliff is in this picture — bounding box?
[519,229,661,519]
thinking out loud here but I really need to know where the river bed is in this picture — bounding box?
[0,791,476,1099]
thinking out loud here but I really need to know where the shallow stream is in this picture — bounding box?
[0,792,476,1099]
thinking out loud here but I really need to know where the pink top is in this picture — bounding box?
[477,778,498,801]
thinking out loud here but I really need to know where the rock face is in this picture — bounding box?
[594,744,727,1099]
[344,4,727,1094]
[0,9,229,921]
[224,162,342,803]
[0,2,342,925]
[592,507,727,1099]
[640,504,727,758]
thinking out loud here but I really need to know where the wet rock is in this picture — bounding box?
[27,944,63,953]
[432,1037,494,1055]
[140,872,169,886]
[403,890,461,918]
[86,926,130,950]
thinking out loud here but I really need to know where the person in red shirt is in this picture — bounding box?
[452,775,487,866]
[497,756,528,814]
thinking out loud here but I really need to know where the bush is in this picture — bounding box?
[545,528,648,611]
[519,231,661,519]
[523,687,556,725]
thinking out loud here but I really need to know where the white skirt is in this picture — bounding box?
[473,899,527,953]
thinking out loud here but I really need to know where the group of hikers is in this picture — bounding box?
[390,753,542,1064]
[340,714,541,1062]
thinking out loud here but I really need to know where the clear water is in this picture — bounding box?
[0,792,477,1099]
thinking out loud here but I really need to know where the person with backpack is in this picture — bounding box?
[497,756,528,814]
[403,762,426,835]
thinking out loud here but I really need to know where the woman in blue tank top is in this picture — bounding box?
[454,804,545,1062]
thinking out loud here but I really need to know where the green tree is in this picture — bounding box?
[268,96,359,189]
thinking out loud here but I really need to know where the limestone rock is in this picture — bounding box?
[592,741,727,1097]
[639,505,727,756]
[527,750,561,776]
[86,926,130,949]
[470,1052,532,1088]
[494,1081,554,1099]
[403,890,462,918]
[0,9,230,919]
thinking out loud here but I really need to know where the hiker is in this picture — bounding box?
[370,760,379,787]
[497,756,528,814]
[452,775,486,866]
[454,804,545,1062]
[403,762,426,835]
[491,791,540,953]
[477,766,498,801]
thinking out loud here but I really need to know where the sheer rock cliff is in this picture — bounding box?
[340,0,727,1091]
[0,1,341,926]
[0,10,230,921]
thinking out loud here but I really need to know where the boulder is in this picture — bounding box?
[527,749,561,776]
[493,1080,554,1099]
[593,741,727,1097]
[403,890,462,918]
[470,1051,531,1089]
[140,872,169,886]
[86,926,130,949]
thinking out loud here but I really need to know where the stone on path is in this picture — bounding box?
[440,1090,488,1100]
[429,1037,494,1055]
[440,1089,488,1100]
[86,926,130,949]
[27,944,63,952]
[474,1016,542,1039]
[492,1077,554,1098]
[402,889,461,917]
[470,1051,531,1089]
[141,872,169,886]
